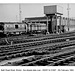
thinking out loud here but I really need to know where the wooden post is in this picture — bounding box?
[56,15,58,33]
[51,16,53,33]
[59,16,61,33]
[46,16,49,34]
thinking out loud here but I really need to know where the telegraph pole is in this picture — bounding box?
[67,4,70,31]
[47,16,48,33]
[19,4,22,22]
[16,15,18,22]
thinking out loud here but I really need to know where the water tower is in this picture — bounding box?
[44,5,63,34]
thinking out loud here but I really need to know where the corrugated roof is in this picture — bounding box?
[25,16,47,20]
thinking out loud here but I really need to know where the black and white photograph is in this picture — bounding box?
[1,2,75,67]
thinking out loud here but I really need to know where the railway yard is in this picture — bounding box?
[1,4,75,66]
[0,32,75,66]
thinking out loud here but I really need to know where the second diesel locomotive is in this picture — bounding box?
[27,23,47,34]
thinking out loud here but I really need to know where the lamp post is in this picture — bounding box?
[67,4,70,31]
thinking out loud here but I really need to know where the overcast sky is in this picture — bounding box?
[0,3,75,22]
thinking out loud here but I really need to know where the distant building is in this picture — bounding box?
[23,16,51,24]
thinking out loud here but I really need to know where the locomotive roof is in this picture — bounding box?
[0,22,25,24]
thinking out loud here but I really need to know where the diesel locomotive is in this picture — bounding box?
[0,22,47,36]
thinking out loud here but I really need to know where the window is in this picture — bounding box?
[21,24,24,27]
[10,24,13,27]
[6,24,8,27]
[25,25,26,29]
[0,25,4,30]
[15,25,18,29]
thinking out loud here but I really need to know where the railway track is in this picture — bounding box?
[9,34,75,44]
[0,31,75,45]
[1,33,75,50]
[21,48,75,66]
[0,32,75,47]
[1,39,75,65]
[1,32,75,66]
[2,45,75,66]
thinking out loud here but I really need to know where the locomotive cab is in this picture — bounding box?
[0,23,4,32]
[0,22,5,37]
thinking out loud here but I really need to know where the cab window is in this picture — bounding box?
[0,25,4,30]
[25,25,26,29]
[15,25,18,29]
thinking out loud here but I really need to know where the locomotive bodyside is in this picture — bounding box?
[0,22,27,35]
[39,23,47,33]
[28,23,47,34]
